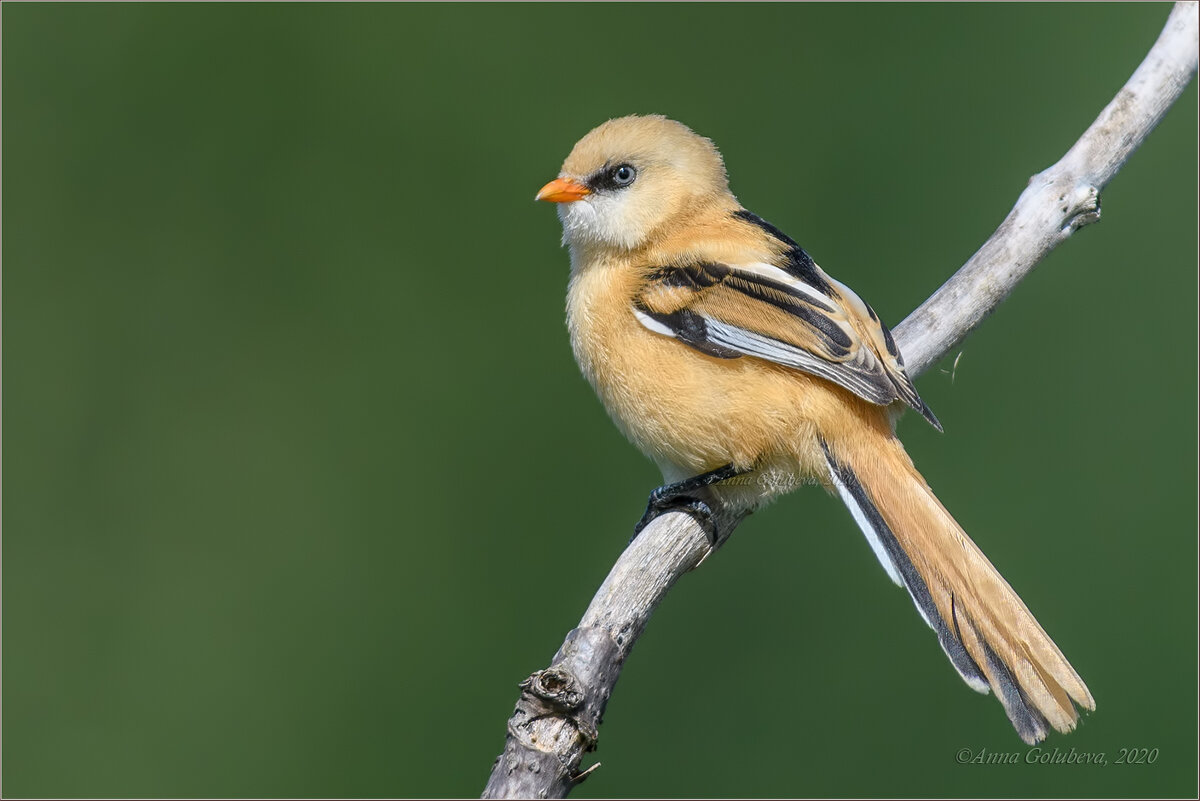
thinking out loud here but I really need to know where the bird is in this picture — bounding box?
[534,114,1094,745]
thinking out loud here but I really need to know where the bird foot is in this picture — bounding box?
[631,493,719,546]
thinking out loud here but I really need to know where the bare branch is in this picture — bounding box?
[895,0,1200,376]
[482,4,1198,797]
[482,512,733,799]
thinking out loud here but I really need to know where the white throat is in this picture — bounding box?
[557,190,648,253]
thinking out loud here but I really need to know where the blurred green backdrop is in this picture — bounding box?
[4,3,1196,798]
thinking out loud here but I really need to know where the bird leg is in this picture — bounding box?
[632,463,745,546]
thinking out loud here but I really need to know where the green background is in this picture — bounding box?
[5,3,1196,798]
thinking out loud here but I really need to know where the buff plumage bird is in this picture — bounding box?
[536,114,1093,744]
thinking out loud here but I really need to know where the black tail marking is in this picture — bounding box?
[980,641,1050,745]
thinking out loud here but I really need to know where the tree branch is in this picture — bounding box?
[482,4,1198,797]
[894,0,1199,376]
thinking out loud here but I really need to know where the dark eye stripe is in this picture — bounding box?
[587,163,638,192]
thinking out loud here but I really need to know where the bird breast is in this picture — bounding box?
[565,256,842,492]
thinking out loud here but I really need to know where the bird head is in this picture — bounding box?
[536,115,733,256]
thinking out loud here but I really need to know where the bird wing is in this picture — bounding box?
[633,258,942,430]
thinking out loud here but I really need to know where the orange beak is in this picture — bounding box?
[535,176,591,203]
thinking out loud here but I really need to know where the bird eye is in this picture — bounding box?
[611,164,637,187]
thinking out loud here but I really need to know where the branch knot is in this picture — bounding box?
[521,668,586,715]
[1063,184,1101,232]
[507,665,600,754]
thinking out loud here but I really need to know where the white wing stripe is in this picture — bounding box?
[733,262,838,306]
[633,308,678,338]
[825,275,873,320]
[703,319,894,404]
[632,307,897,407]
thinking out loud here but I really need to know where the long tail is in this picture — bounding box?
[819,433,1094,744]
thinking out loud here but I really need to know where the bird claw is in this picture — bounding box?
[631,494,719,546]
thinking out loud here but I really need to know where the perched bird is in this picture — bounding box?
[536,114,1094,744]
